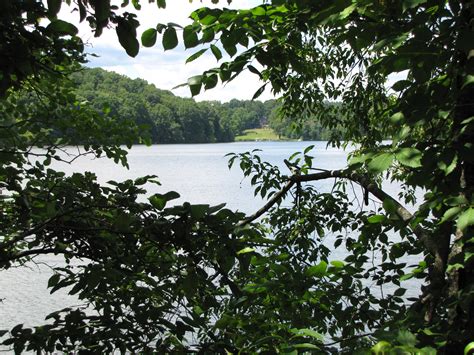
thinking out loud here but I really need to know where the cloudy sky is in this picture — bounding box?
[62,0,271,102]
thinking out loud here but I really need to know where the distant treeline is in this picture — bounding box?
[71,68,339,143]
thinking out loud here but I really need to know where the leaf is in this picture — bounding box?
[390,112,405,124]
[465,342,474,355]
[395,147,422,168]
[210,44,222,61]
[188,75,203,96]
[392,80,411,92]
[141,28,157,47]
[291,328,324,340]
[186,48,207,63]
[394,288,406,296]
[190,204,209,219]
[292,343,320,350]
[47,0,62,17]
[183,26,199,48]
[440,206,462,224]
[397,329,417,347]
[252,84,266,100]
[149,191,180,210]
[237,247,255,255]
[304,145,315,154]
[402,0,427,12]
[368,153,393,172]
[330,260,344,268]
[306,261,327,277]
[116,19,139,57]
[367,215,385,224]
[163,27,178,50]
[437,151,458,175]
[372,341,391,354]
[223,43,237,57]
[157,0,166,8]
[251,6,266,16]
[47,20,78,36]
[400,273,413,281]
[204,74,218,90]
[47,274,60,289]
[457,207,474,231]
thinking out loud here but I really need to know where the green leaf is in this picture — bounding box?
[223,43,237,57]
[237,247,255,255]
[392,80,411,92]
[397,330,417,347]
[292,343,320,350]
[190,204,209,219]
[210,44,222,61]
[186,48,207,63]
[457,207,474,231]
[395,147,422,168]
[402,0,427,12]
[47,0,62,17]
[367,215,386,224]
[157,0,166,8]
[304,145,315,154]
[141,28,157,47]
[116,19,139,57]
[390,112,405,124]
[440,206,462,224]
[47,274,60,289]
[291,328,324,340]
[437,151,458,175]
[251,6,266,16]
[372,341,391,354]
[394,288,406,296]
[183,27,199,48]
[188,75,203,96]
[368,153,393,172]
[204,74,218,90]
[306,261,327,277]
[149,191,180,210]
[47,20,78,36]
[330,260,344,268]
[163,27,178,50]
[252,84,266,100]
[465,342,474,355]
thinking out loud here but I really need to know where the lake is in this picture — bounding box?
[0,141,420,332]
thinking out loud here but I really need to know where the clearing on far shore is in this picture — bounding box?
[235,127,287,141]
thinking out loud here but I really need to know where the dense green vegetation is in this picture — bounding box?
[268,103,345,141]
[73,67,337,143]
[72,67,279,143]
[1,0,473,354]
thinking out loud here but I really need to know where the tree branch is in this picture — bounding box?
[237,168,437,256]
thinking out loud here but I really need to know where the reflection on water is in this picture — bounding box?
[0,141,421,332]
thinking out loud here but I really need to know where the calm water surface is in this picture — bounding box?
[0,142,420,332]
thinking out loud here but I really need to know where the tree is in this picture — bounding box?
[1,0,473,353]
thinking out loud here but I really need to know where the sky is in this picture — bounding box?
[61,0,271,102]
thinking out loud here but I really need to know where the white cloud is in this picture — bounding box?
[60,0,271,102]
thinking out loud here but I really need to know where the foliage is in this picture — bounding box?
[268,102,344,141]
[1,0,474,354]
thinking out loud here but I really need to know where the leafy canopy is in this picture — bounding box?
[1,0,474,353]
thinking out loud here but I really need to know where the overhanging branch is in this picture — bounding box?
[237,168,436,256]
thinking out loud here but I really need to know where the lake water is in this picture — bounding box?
[0,141,421,333]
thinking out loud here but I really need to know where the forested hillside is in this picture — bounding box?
[72,68,339,143]
[72,68,276,143]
